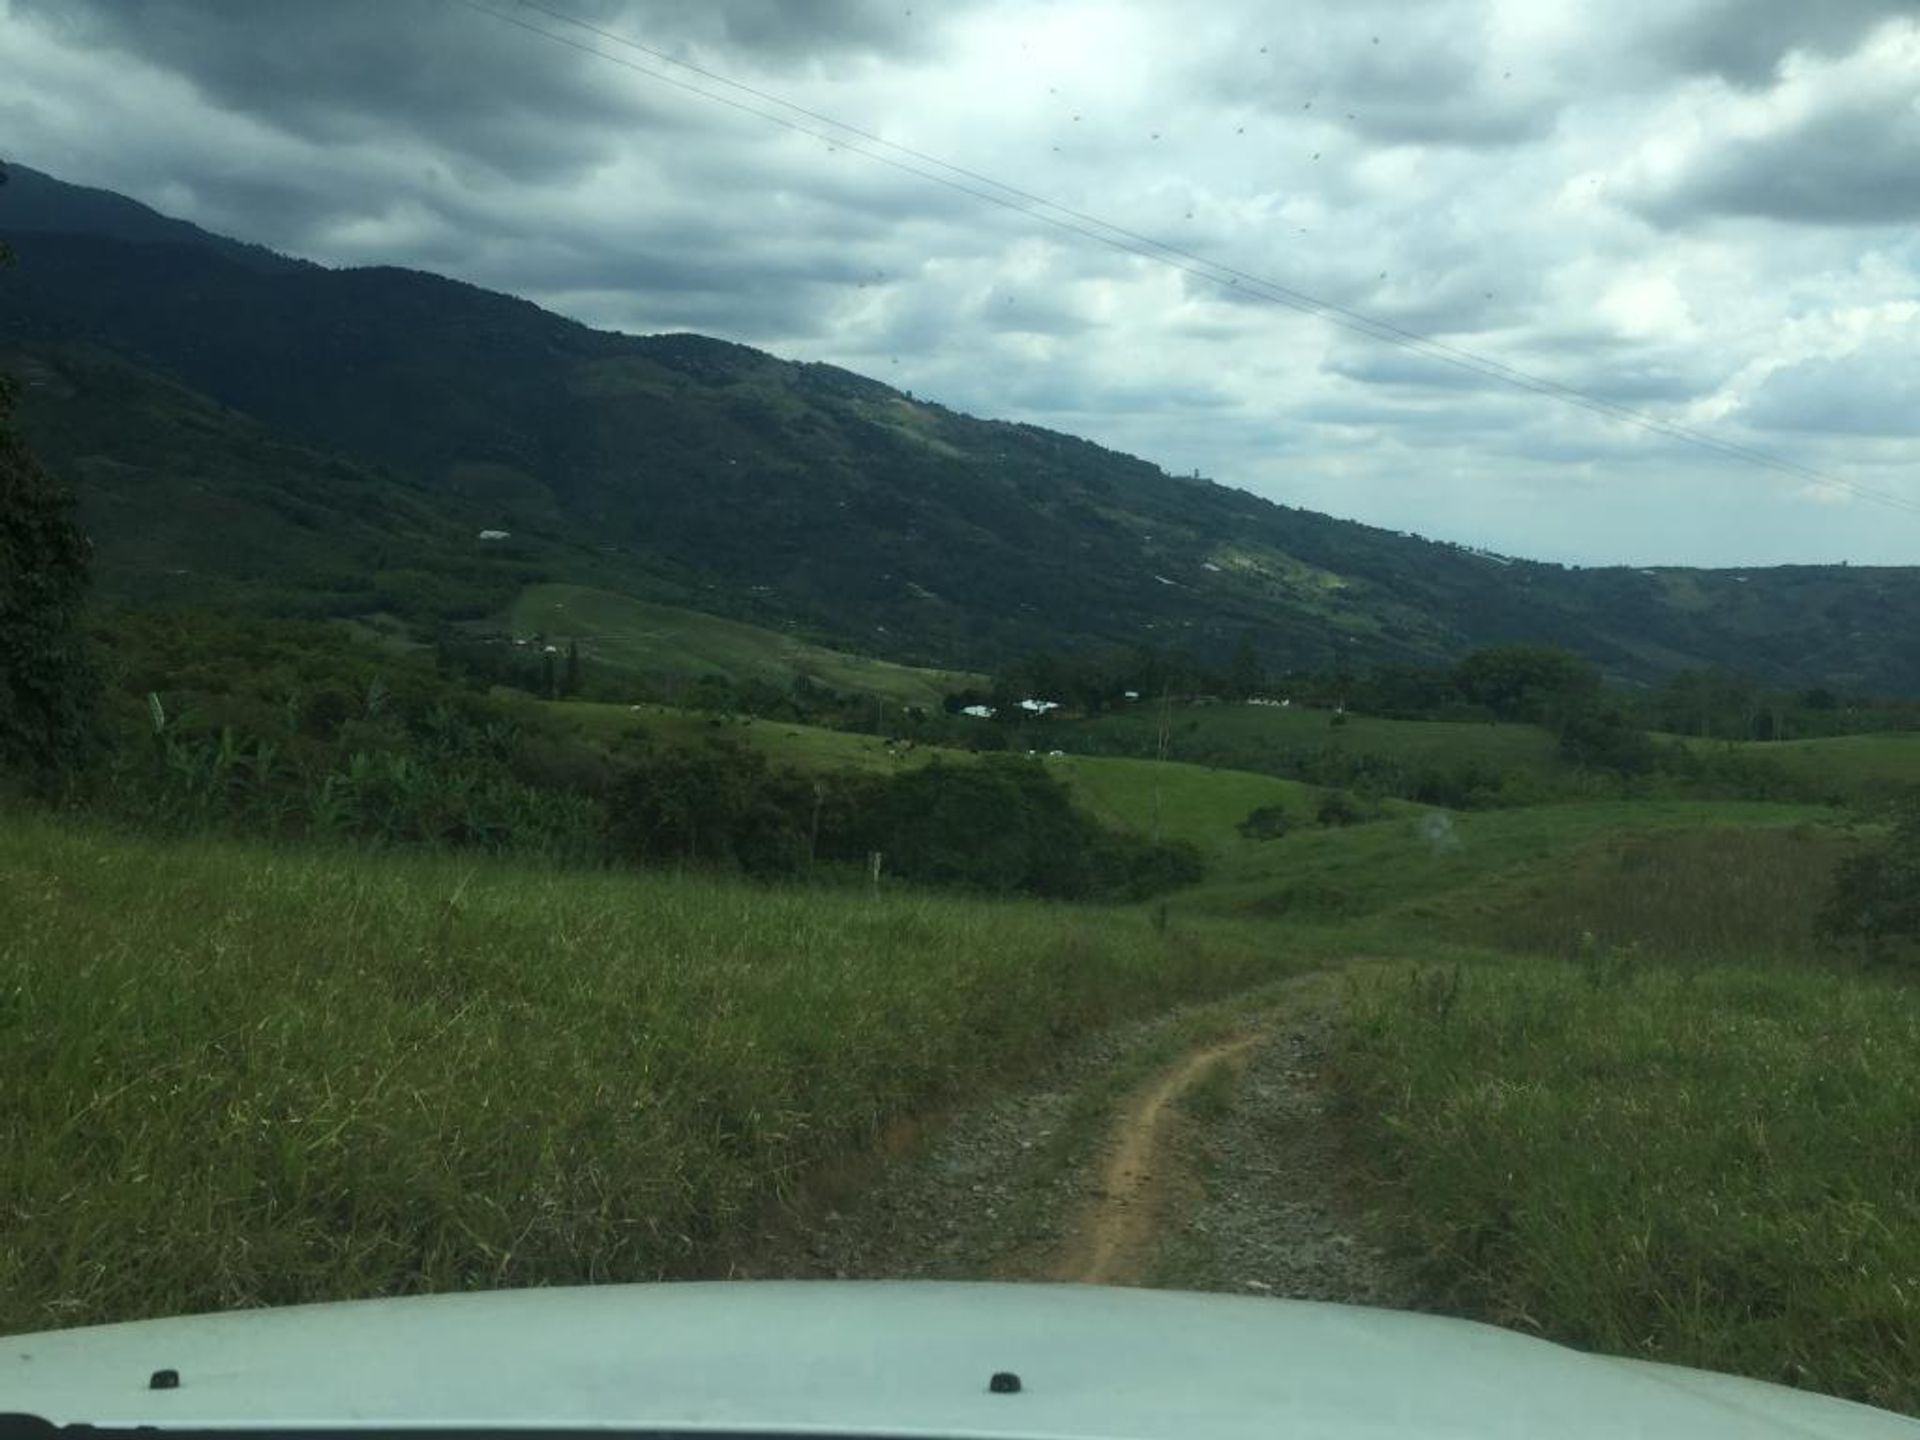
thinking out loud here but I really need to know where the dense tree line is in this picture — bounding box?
[8,604,1203,902]
[0,228,97,791]
[606,741,1201,899]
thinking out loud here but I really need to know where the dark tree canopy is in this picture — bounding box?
[0,249,98,782]
[1452,644,1600,724]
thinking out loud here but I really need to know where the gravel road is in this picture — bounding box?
[744,970,1410,1307]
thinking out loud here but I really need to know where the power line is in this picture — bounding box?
[462,0,1918,517]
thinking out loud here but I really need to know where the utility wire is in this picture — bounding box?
[463,0,1918,517]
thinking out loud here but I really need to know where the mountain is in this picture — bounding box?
[0,162,307,275]
[3,163,1917,692]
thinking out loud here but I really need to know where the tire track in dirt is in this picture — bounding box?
[1052,1033,1264,1285]
[743,970,1407,1307]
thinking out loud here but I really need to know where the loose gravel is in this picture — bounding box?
[744,971,1412,1309]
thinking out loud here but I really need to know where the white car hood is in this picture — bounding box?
[2,1281,1913,1439]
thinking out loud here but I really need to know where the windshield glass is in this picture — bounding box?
[1,0,1917,1431]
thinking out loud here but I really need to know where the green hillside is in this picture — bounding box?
[1044,754,1321,862]
[4,164,1918,691]
[1681,731,1920,795]
[509,584,982,708]
[3,343,541,619]
[1067,701,1562,774]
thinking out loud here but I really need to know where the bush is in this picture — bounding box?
[858,757,1201,900]
[1316,789,1366,827]
[1237,803,1294,841]
[1818,798,1920,963]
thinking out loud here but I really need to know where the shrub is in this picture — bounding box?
[1316,789,1366,827]
[1236,803,1294,841]
[1818,798,1920,964]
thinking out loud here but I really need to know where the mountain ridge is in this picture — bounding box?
[3,162,1916,692]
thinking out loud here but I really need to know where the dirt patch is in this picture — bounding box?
[1149,972,1411,1306]
[1048,1034,1262,1284]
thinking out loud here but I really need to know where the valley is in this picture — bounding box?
[5,157,1920,1424]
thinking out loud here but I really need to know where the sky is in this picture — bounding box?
[3,0,1917,567]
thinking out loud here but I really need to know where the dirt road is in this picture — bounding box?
[747,970,1409,1304]
[1052,1033,1263,1284]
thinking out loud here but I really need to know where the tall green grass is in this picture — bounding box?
[1181,800,1826,923]
[1463,824,1852,966]
[1676,732,1920,802]
[1337,816,1918,1416]
[0,814,1294,1335]
[1342,955,1920,1414]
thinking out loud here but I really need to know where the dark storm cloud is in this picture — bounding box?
[1213,5,1559,151]
[1635,95,1920,227]
[1325,44,1556,149]
[640,0,946,61]
[11,0,668,182]
[1651,0,1910,86]
[10,0,957,181]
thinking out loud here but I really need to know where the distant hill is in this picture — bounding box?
[3,162,1917,692]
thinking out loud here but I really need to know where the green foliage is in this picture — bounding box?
[1452,644,1599,725]
[76,609,605,862]
[1819,798,1920,964]
[602,745,1203,901]
[1342,954,1920,1416]
[0,357,96,786]
[504,583,979,710]
[605,737,814,875]
[1315,789,1368,827]
[1236,803,1293,841]
[1556,702,1655,775]
[0,811,1294,1334]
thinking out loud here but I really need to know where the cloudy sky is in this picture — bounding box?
[4,0,1917,567]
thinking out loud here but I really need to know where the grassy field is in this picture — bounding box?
[1341,951,1920,1415]
[13,664,1915,1410]
[1044,754,1321,863]
[1681,731,1920,799]
[0,812,1303,1336]
[1062,701,1565,781]
[1178,799,1829,922]
[543,700,937,774]
[1334,808,1920,1416]
[1455,823,1854,964]
[505,584,982,707]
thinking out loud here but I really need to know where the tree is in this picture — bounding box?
[1226,634,1262,700]
[0,225,98,786]
[1453,645,1599,726]
[1819,797,1920,964]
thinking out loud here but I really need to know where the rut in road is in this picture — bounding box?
[1054,1033,1263,1285]
[745,969,1409,1306]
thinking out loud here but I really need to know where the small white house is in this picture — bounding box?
[477,529,511,541]
[961,704,996,719]
[1018,698,1060,715]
